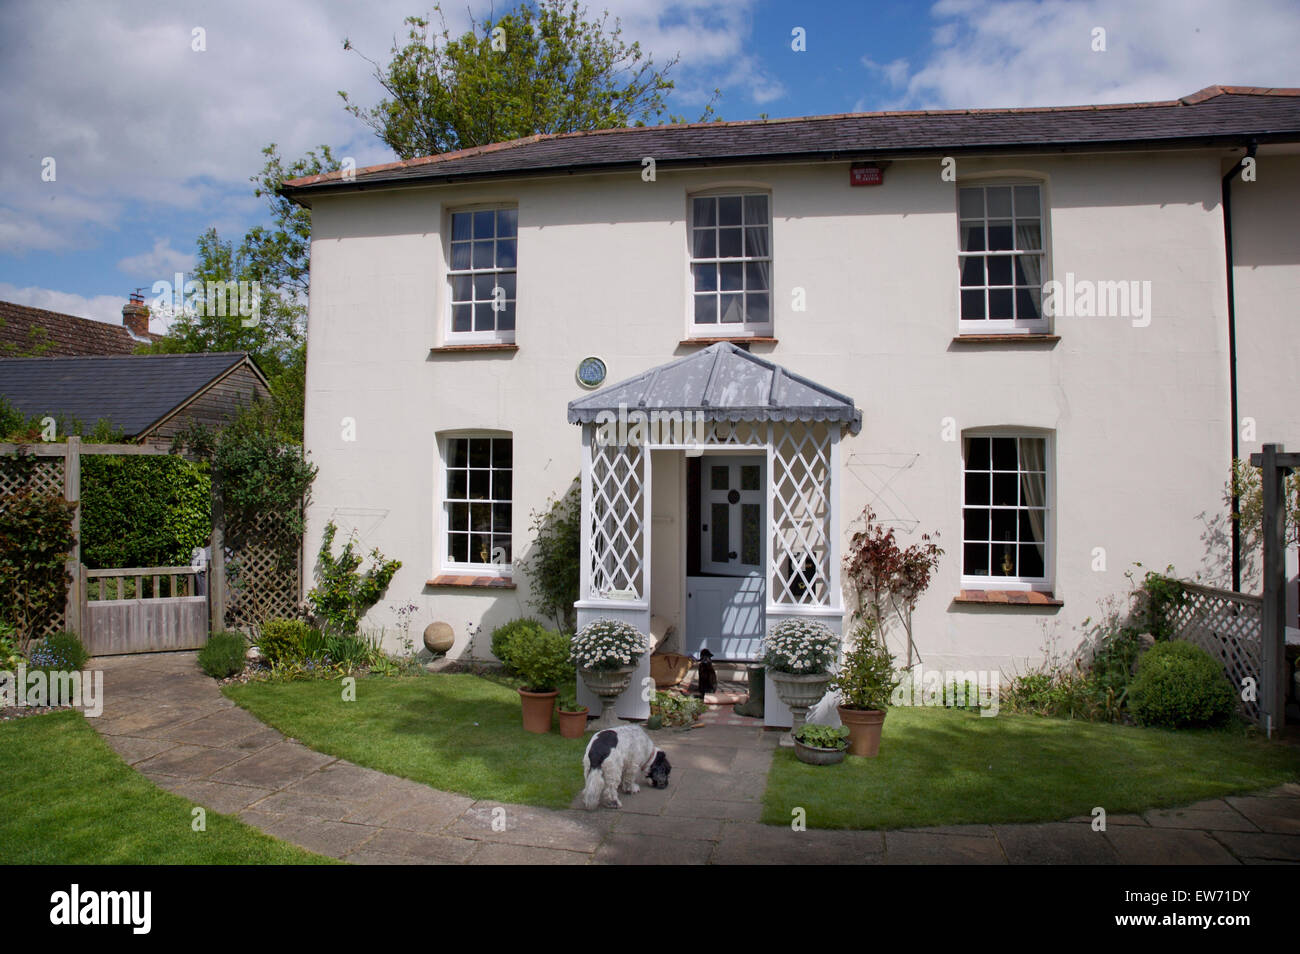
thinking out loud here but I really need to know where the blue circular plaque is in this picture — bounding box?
[576,356,607,389]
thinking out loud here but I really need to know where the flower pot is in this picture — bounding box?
[837,705,887,758]
[518,688,558,734]
[793,737,846,766]
[557,707,589,739]
[769,670,833,746]
[578,665,636,732]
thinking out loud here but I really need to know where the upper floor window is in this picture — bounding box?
[448,206,517,342]
[961,433,1050,587]
[690,193,771,335]
[958,183,1047,333]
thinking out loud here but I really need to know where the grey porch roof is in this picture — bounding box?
[567,343,862,434]
[0,352,261,438]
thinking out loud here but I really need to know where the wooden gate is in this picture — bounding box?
[81,565,209,655]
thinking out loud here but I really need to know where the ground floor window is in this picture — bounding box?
[442,435,512,570]
[961,433,1049,586]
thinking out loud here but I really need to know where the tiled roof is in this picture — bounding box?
[568,342,862,433]
[283,86,1300,201]
[0,299,157,357]
[0,352,256,437]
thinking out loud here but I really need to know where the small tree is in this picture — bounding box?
[516,481,581,631]
[841,507,943,669]
[0,487,76,651]
[307,522,402,635]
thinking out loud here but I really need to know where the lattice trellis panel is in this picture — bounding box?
[1168,583,1262,724]
[225,507,303,631]
[770,421,833,606]
[588,440,645,599]
[0,453,69,639]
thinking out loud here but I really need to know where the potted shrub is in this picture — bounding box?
[508,626,573,734]
[570,618,650,731]
[762,618,840,745]
[556,683,589,739]
[792,723,849,765]
[832,620,900,757]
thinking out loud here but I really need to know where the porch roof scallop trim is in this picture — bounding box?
[566,342,863,435]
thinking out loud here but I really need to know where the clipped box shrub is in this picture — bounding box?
[1129,641,1237,729]
[258,619,315,667]
[490,618,549,671]
[507,626,572,692]
[198,631,247,679]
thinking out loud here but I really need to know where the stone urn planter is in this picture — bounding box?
[769,670,833,747]
[837,706,887,758]
[578,665,636,732]
[518,688,558,734]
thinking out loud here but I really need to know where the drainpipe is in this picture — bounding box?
[1222,139,1257,593]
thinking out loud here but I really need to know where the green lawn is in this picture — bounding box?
[764,706,1300,829]
[0,710,333,864]
[225,673,586,809]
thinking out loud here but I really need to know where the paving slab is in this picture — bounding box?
[612,812,725,842]
[1223,795,1300,834]
[1210,831,1300,862]
[449,802,613,852]
[166,779,274,815]
[475,842,594,865]
[133,743,250,780]
[595,832,715,865]
[360,828,478,864]
[884,831,1007,864]
[662,795,764,822]
[713,823,884,865]
[994,823,1118,864]
[1107,827,1241,864]
[209,741,337,788]
[160,708,269,747]
[101,734,177,766]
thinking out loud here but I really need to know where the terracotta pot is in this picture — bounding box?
[837,705,887,758]
[793,737,846,765]
[557,707,589,739]
[518,688,558,734]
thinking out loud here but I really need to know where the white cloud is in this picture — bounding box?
[860,0,1300,110]
[117,237,195,277]
[0,282,125,325]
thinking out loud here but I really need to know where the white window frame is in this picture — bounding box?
[959,429,1053,591]
[686,190,774,338]
[445,204,518,345]
[437,431,513,578]
[956,178,1051,335]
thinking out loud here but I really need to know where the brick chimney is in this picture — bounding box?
[122,290,150,339]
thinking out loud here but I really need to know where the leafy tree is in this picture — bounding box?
[340,1,701,159]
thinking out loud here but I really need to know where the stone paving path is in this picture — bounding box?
[87,652,1300,865]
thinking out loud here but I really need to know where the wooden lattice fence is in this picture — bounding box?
[1167,581,1262,724]
[0,448,70,639]
[224,506,303,631]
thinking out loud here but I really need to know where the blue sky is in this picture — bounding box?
[2,0,1298,326]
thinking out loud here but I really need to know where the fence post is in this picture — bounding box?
[1259,443,1286,737]
[210,477,226,633]
[64,436,81,636]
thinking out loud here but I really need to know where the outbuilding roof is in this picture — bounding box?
[282,86,1300,203]
[0,352,265,438]
[567,342,862,433]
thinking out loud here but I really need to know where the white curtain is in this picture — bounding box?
[1018,438,1046,568]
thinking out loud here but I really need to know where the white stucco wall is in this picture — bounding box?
[301,147,1295,675]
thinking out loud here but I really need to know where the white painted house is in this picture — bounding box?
[284,85,1300,723]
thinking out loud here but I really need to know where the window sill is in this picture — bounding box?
[954,589,1063,606]
[951,334,1059,345]
[679,336,778,349]
[429,343,519,354]
[427,574,516,589]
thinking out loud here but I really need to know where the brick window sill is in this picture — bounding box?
[954,589,1063,606]
[429,343,519,354]
[951,334,1059,345]
[427,575,516,589]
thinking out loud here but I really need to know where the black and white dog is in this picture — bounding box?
[581,724,671,810]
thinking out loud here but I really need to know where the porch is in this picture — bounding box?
[567,343,862,726]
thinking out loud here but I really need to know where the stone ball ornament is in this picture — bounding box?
[423,621,455,655]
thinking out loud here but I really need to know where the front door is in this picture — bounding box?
[686,455,765,659]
